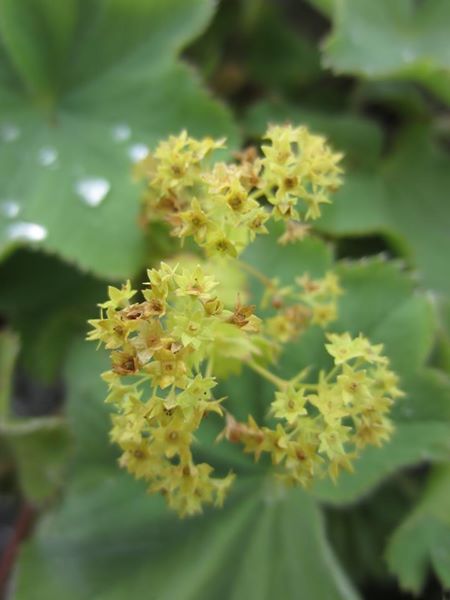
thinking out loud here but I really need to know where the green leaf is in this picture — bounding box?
[0,0,77,98]
[0,249,108,381]
[15,339,359,600]
[245,100,383,169]
[382,127,450,296]
[65,336,118,474]
[244,222,335,286]
[0,0,238,279]
[386,465,450,593]
[0,330,70,503]
[0,329,19,417]
[326,474,422,585]
[332,259,436,376]
[245,102,450,296]
[322,0,450,105]
[16,480,359,600]
[243,3,321,93]
[2,417,70,504]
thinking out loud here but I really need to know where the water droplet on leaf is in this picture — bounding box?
[1,123,20,142]
[7,222,47,242]
[401,48,415,63]
[38,146,58,167]
[112,124,131,142]
[1,200,20,218]
[128,143,149,162]
[75,177,111,207]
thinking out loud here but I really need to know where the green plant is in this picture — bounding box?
[88,127,402,517]
[1,2,449,599]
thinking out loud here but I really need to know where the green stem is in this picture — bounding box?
[325,365,340,382]
[237,260,275,288]
[299,384,319,391]
[246,360,288,390]
[289,366,310,385]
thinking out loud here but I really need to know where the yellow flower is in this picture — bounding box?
[325,332,370,365]
[99,280,136,310]
[271,387,307,424]
[174,264,218,299]
[311,303,338,326]
[139,125,342,258]
[204,234,238,258]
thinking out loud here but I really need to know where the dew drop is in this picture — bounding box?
[38,146,58,167]
[7,222,47,242]
[112,123,131,142]
[128,143,149,163]
[1,200,20,218]
[76,177,110,207]
[401,47,415,63]
[1,123,20,142]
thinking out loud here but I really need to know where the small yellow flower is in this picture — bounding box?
[99,280,136,310]
[325,332,370,364]
[174,264,218,299]
[271,387,307,424]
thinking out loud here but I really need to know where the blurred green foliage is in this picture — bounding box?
[1,1,449,599]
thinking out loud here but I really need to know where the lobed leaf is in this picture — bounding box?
[0,0,238,279]
[386,465,450,593]
[245,101,450,296]
[15,336,359,599]
[322,0,450,105]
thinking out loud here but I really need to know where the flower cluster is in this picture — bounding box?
[88,124,401,517]
[222,332,403,486]
[262,271,343,342]
[138,125,343,255]
[88,262,264,516]
[88,261,399,514]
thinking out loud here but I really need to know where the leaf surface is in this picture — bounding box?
[0,0,238,278]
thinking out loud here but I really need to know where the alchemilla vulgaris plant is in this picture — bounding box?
[88,125,403,517]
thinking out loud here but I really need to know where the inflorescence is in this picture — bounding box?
[88,125,402,516]
[137,124,342,253]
